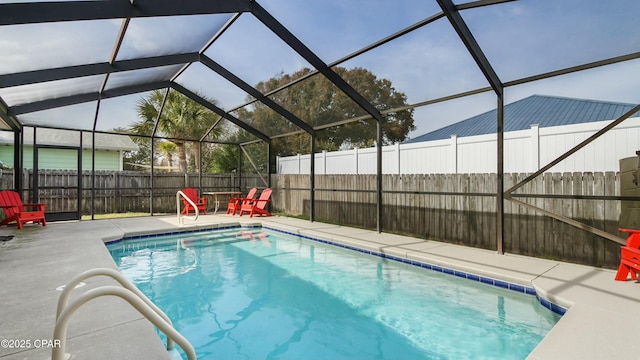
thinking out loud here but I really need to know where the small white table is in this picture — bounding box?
[203,191,241,214]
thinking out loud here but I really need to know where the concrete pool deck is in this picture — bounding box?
[0,214,638,360]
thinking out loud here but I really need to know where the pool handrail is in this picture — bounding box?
[53,285,196,360]
[177,189,199,224]
[55,268,176,350]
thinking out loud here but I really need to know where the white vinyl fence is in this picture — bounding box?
[277,117,640,174]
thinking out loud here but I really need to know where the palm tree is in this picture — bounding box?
[157,140,177,170]
[131,89,223,172]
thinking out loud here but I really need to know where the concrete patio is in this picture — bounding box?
[0,214,638,359]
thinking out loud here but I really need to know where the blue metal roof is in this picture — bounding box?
[405,95,640,143]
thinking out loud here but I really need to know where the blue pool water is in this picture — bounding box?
[107,228,560,360]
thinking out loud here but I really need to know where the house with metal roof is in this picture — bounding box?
[405,95,640,143]
[0,128,138,171]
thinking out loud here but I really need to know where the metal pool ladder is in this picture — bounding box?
[53,268,196,360]
[177,189,199,224]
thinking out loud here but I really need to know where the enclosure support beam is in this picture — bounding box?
[496,95,505,254]
[201,1,516,116]
[148,89,170,216]
[377,118,383,233]
[239,146,268,187]
[267,144,272,190]
[171,83,271,144]
[437,0,505,252]
[151,89,171,138]
[150,139,155,216]
[505,103,640,195]
[13,131,22,193]
[501,103,640,246]
[198,141,203,194]
[0,0,253,25]
[251,1,386,231]
[237,145,242,193]
[0,99,20,131]
[91,129,96,220]
[436,0,503,95]
[78,132,83,221]
[11,81,172,116]
[90,98,103,220]
[32,129,38,203]
[200,55,315,136]
[0,53,198,89]
[310,133,316,223]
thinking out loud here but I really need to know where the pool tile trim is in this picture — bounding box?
[104,224,242,245]
[104,224,567,316]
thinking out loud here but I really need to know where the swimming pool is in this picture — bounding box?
[108,227,561,359]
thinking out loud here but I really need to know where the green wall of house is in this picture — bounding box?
[0,145,121,170]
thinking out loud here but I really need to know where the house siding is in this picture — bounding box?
[0,145,122,171]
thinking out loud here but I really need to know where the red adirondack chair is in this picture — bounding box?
[0,190,46,229]
[180,188,207,215]
[239,188,272,217]
[227,188,257,215]
[615,228,640,281]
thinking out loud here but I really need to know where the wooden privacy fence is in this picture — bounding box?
[270,172,623,269]
[81,171,264,214]
[0,169,623,268]
[0,170,264,215]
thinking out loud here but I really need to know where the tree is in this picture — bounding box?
[207,128,268,174]
[249,67,415,156]
[210,67,414,172]
[131,90,222,172]
[157,141,177,170]
[209,143,240,173]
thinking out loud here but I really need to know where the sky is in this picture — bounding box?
[1,0,639,141]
